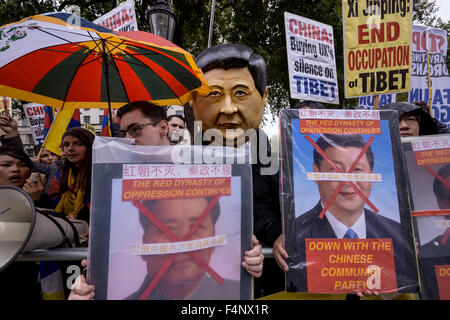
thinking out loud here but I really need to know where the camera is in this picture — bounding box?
[30,172,45,183]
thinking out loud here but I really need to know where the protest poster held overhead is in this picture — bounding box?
[93,0,138,32]
[284,12,339,104]
[343,0,412,98]
[409,25,450,128]
[401,134,450,300]
[281,109,419,294]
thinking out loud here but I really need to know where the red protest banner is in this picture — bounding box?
[414,148,450,167]
[435,265,450,300]
[305,238,397,293]
[122,177,231,201]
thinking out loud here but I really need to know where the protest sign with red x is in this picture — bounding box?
[423,165,450,190]
[411,164,450,243]
[411,139,450,194]
[411,144,450,217]
[305,134,379,219]
[132,195,224,300]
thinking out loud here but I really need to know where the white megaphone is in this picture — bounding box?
[0,186,89,272]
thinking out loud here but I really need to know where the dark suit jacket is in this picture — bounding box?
[418,234,450,300]
[286,202,418,293]
[126,274,240,300]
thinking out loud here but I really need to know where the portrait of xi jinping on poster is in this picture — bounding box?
[401,136,450,299]
[96,172,251,300]
[282,112,419,294]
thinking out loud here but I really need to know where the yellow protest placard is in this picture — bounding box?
[343,0,412,98]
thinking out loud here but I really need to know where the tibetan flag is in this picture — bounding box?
[101,108,111,137]
[43,108,80,155]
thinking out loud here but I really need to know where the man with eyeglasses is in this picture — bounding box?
[117,101,171,146]
[69,99,264,299]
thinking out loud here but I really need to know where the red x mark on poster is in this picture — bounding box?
[422,165,450,244]
[413,146,450,190]
[423,165,450,190]
[132,195,224,300]
[413,163,450,246]
[305,135,379,219]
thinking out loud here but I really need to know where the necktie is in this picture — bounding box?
[343,228,360,301]
[344,228,358,239]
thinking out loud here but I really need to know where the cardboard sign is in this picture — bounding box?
[342,0,412,97]
[23,103,45,144]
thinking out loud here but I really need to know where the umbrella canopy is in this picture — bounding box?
[0,12,210,110]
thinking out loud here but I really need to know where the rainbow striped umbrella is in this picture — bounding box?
[0,12,210,122]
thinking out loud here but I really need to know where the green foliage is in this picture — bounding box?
[0,0,56,25]
[174,0,350,111]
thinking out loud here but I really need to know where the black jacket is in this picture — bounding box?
[250,130,282,247]
[380,102,450,135]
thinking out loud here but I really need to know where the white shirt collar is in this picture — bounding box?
[323,203,367,239]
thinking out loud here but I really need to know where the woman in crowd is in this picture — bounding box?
[49,127,95,223]
[0,145,47,203]
[38,145,61,166]
[44,128,94,300]
[1,115,61,195]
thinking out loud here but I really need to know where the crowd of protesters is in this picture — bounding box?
[1,96,448,300]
